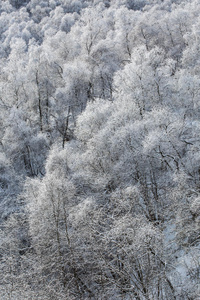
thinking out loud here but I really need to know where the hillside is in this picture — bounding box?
[0,0,199,299]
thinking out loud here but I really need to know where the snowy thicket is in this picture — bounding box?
[0,0,200,299]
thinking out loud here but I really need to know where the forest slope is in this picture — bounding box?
[0,0,199,299]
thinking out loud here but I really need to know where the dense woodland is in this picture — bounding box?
[0,0,200,299]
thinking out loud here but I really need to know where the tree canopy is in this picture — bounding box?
[0,0,200,299]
